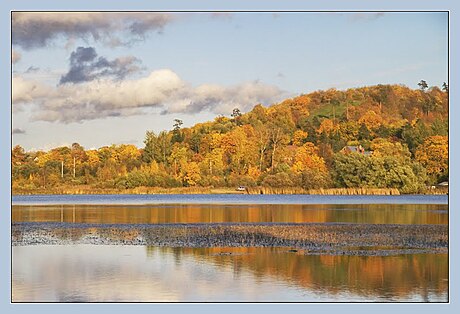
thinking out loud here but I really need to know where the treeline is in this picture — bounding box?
[12,83,448,194]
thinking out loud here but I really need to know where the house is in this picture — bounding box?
[340,145,372,155]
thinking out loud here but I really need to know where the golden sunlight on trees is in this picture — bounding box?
[12,84,448,193]
[415,136,448,183]
[292,130,308,146]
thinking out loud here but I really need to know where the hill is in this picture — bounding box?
[12,83,448,194]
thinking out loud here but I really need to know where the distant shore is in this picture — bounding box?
[12,186,448,196]
[12,222,448,256]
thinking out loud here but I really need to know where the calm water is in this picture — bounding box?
[11,194,449,302]
[12,194,448,205]
[13,245,447,302]
[12,203,447,225]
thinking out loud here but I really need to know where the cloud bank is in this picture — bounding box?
[60,46,143,84]
[13,70,284,123]
[12,12,173,49]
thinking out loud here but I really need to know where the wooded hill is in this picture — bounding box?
[12,83,448,193]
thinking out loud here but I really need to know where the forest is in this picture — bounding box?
[12,82,448,194]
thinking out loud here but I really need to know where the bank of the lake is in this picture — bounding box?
[12,185,448,195]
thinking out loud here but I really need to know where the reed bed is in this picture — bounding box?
[245,187,401,195]
[14,186,447,196]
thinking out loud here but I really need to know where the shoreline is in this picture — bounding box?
[12,222,448,256]
[12,186,448,196]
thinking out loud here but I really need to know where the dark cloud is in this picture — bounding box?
[12,128,26,134]
[12,12,173,50]
[25,66,40,73]
[59,47,142,84]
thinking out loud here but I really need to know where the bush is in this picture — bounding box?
[262,172,294,188]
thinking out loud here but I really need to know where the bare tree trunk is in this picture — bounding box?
[163,140,166,165]
[259,147,265,171]
[270,128,280,173]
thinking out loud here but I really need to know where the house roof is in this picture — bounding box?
[342,146,360,152]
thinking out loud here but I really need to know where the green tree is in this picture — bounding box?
[418,80,428,91]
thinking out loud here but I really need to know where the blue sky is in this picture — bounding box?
[12,12,448,151]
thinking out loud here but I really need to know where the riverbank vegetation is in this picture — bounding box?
[12,83,448,195]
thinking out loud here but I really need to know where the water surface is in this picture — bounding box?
[12,194,448,302]
[12,245,448,302]
[12,194,448,205]
[12,203,448,225]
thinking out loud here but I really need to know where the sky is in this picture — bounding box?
[11,11,448,151]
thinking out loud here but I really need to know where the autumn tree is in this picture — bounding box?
[415,135,448,183]
[370,138,411,160]
[291,142,329,189]
[292,130,308,146]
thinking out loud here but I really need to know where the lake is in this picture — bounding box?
[11,194,449,302]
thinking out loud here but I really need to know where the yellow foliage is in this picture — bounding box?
[293,130,308,146]
[358,110,383,130]
[86,150,100,167]
[317,119,335,135]
[415,136,448,176]
[292,142,327,174]
[370,138,411,159]
[182,162,201,186]
[248,166,261,180]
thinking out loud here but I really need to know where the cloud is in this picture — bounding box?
[25,66,40,73]
[12,128,26,134]
[60,46,143,84]
[13,75,53,104]
[12,49,21,63]
[13,70,284,123]
[12,12,173,49]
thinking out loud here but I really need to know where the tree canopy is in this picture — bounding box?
[12,83,448,193]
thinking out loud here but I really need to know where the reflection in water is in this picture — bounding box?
[12,245,447,302]
[161,247,448,302]
[12,203,448,225]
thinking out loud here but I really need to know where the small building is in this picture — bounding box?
[340,145,372,155]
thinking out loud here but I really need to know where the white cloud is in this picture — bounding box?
[13,70,284,123]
